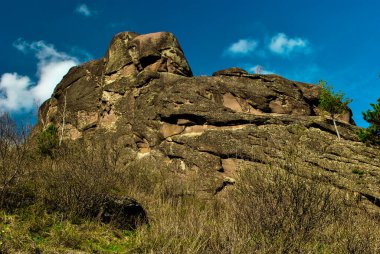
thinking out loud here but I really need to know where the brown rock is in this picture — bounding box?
[212,67,248,77]
[35,31,380,212]
[105,32,140,75]
[105,31,192,78]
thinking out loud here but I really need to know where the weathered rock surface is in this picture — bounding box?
[212,67,249,77]
[36,31,380,211]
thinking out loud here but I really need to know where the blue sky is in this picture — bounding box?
[1,0,379,127]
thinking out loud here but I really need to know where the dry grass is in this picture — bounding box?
[36,141,128,220]
[0,115,380,253]
[126,165,380,254]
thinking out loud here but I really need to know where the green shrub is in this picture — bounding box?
[37,124,58,156]
[352,169,365,176]
[318,81,352,140]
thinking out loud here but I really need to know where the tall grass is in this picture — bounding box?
[128,166,380,254]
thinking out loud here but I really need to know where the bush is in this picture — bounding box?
[37,124,58,156]
[231,168,343,252]
[318,81,352,140]
[37,141,126,219]
[0,113,33,210]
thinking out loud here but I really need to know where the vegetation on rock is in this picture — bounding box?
[318,80,352,140]
[37,124,58,156]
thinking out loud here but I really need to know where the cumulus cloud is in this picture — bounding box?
[0,40,79,112]
[0,73,33,111]
[269,33,309,55]
[75,4,94,17]
[32,60,77,101]
[226,39,258,56]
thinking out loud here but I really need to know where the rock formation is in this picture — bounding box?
[36,32,380,211]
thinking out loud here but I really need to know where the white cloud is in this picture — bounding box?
[269,33,309,55]
[75,4,94,17]
[226,39,258,56]
[12,39,29,53]
[0,73,33,111]
[0,40,79,112]
[32,60,77,102]
[248,65,276,75]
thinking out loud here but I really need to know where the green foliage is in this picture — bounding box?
[352,169,365,177]
[0,211,132,253]
[358,99,380,144]
[357,126,378,143]
[357,128,370,142]
[318,81,352,140]
[363,98,380,125]
[318,81,352,118]
[37,124,58,156]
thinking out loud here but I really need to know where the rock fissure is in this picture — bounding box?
[323,154,380,170]
[167,154,185,160]
[360,193,380,208]
[159,114,207,126]
[286,168,380,209]
[307,122,345,137]
[304,161,339,173]
[196,148,267,165]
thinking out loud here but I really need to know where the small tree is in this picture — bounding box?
[357,99,380,144]
[37,124,59,156]
[0,113,32,209]
[318,81,352,140]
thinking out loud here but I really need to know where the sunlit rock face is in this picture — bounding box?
[104,31,192,79]
[36,32,380,212]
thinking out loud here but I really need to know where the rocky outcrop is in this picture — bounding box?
[105,31,192,78]
[212,67,249,77]
[36,31,380,211]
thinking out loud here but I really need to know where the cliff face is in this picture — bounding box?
[37,32,380,210]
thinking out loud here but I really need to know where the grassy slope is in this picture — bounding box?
[1,114,380,253]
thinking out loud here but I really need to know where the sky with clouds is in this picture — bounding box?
[1,0,379,126]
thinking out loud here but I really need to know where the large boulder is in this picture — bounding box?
[35,31,380,212]
[104,31,192,78]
